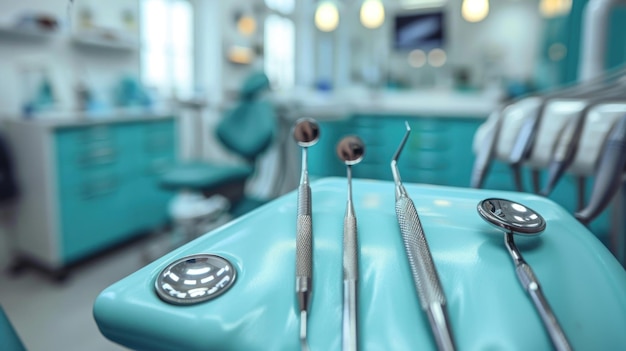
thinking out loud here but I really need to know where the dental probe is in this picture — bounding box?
[337,136,365,351]
[392,121,456,351]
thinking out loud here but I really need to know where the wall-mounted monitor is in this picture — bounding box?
[393,11,445,51]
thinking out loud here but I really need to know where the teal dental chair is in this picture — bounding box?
[160,72,277,219]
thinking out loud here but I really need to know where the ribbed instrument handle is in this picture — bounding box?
[395,196,446,308]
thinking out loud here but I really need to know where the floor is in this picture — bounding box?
[0,233,171,351]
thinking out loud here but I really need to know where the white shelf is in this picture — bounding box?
[71,27,138,51]
[71,33,138,51]
[0,26,57,40]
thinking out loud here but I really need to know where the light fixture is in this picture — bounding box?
[237,15,256,36]
[227,46,255,65]
[315,1,340,32]
[428,48,447,67]
[539,0,572,18]
[462,0,489,23]
[408,49,427,68]
[360,0,385,29]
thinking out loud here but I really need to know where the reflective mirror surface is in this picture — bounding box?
[155,254,237,305]
[477,198,546,235]
[293,118,320,147]
[337,136,365,165]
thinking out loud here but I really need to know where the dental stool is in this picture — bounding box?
[159,72,277,245]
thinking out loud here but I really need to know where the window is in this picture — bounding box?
[264,0,295,89]
[140,0,194,98]
[264,14,295,89]
[265,0,295,14]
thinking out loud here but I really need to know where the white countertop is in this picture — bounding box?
[271,88,503,120]
[2,108,176,129]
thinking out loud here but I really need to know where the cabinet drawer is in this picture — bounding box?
[409,169,450,185]
[142,120,176,153]
[412,133,449,151]
[56,125,119,151]
[57,174,130,262]
[352,116,384,128]
[55,124,123,165]
[413,118,448,132]
[403,151,449,170]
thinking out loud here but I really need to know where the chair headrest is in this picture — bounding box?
[240,72,270,100]
[217,101,276,161]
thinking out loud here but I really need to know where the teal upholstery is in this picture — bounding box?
[217,101,276,161]
[240,72,271,100]
[160,72,275,211]
[94,178,626,350]
[160,162,253,191]
[0,307,25,351]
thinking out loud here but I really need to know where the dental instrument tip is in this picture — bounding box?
[300,310,310,351]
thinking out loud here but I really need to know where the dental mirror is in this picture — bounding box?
[478,198,546,235]
[293,118,320,148]
[477,199,572,351]
[336,136,365,166]
[155,254,237,305]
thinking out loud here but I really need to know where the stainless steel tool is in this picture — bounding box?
[477,198,572,351]
[154,254,237,305]
[336,136,365,351]
[391,122,456,351]
[293,118,320,351]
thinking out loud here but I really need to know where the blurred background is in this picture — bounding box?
[0,0,625,350]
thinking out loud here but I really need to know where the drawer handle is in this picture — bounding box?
[79,127,112,142]
[80,148,117,166]
[81,178,118,199]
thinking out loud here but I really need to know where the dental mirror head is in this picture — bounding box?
[477,198,546,236]
[337,136,365,166]
[293,118,320,148]
[155,254,237,305]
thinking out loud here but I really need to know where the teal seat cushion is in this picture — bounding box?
[160,162,253,191]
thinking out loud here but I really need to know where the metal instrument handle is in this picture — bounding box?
[506,233,572,351]
[528,286,573,351]
[395,196,445,308]
[342,280,358,351]
[396,195,456,351]
[342,213,358,351]
[296,184,313,280]
[343,214,358,281]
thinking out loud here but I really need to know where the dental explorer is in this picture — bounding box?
[337,136,365,351]
[392,122,456,351]
[293,118,320,351]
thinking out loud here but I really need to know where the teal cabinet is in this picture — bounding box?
[308,114,613,243]
[7,116,178,271]
[309,115,483,188]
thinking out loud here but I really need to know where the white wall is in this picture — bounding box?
[0,0,139,117]
[311,0,544,89]
[446,0,543,85]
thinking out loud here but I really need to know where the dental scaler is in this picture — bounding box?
[336,136,365,351]
[293,118,320,351]
[392,122,456,351]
